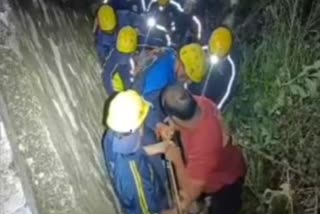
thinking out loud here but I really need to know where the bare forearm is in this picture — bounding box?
[172,157,187,189]
[173,160,205,211]
[144,142,167,156]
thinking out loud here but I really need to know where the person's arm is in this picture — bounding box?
[155,117,176,141]
[164,145,202,200]
[143,142,167,156]
[165,135,221,212]
[143,141,176,156]
[171,152,205,211]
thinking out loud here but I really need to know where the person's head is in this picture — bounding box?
[107,90,150,133]
[177,43,208,84]
[209,26,234,59]
[97,4,117,33]
[158,0,170,7]
[161,84,201,128]
[116,26,139,54]
[107,90,151,153]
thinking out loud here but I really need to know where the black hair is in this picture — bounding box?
[160,84,198,121]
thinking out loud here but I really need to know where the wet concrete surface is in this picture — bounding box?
[0,95,38,214]
[0,0,119,213]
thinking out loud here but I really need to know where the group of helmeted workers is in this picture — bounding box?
[93,0,247,213]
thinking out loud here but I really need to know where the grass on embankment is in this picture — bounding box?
[226,0,320,213]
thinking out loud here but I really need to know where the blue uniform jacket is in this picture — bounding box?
[102,36,166,95]
[102,49,133,95]
[103,49,177,186]
[146,3,194,46]
[136,48,176,95]
[95,10,150,65]
[102,130,168,214]
[132,48,177,131]
[188,46,242,112]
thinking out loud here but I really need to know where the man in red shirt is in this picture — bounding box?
[158,84,246,214]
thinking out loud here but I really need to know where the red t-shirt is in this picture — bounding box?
[180,96,246,193]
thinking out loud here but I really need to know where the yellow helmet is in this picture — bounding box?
[112,72,125,92]
[158,0,170,6]
[107,90,150,133]
[179,43,208,83]
[117,26,139,54]
[97,5,117,32]
[209,27,233,58]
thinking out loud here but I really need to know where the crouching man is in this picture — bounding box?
[159,84,246,214]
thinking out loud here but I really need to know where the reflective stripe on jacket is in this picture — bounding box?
[188,46,242,112]
[102,131,169,214]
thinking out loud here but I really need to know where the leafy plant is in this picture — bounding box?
[227,0,320,213]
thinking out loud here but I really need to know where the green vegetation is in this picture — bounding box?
[227,0,320,213]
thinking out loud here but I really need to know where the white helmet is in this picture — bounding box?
[107,90,150,133]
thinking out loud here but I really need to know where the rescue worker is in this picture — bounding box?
[159,84,246,214]
[187,26,241,111]
[93,4,150,65]
[107,44,207,188]
[131,43,208,137]
[145,0,202,47]
[102,26,165,95]
[102,90,172,214]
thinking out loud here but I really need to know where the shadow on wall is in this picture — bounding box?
[0,0,120,213]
